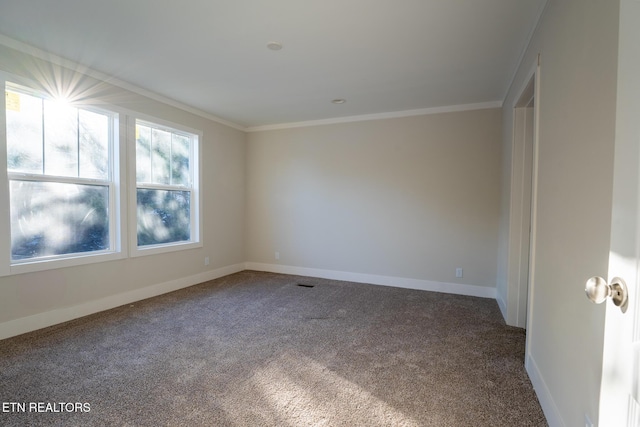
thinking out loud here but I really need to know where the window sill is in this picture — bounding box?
[130,240,203,258]
[5,251,127,277]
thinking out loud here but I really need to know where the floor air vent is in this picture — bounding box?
[297,284,315,288]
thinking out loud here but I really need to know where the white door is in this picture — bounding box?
[598,0,640,425]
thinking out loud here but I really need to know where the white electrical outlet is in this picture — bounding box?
[204,256,210,266]
[455,268,463,278]
[275,251,280,260]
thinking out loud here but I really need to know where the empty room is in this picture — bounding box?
[0,1,638,426]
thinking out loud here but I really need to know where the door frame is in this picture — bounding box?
[505,58,541,330]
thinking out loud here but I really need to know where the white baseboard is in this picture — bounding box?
[526,353,564,427]
[244,262,497,299]
[0,263,245,340]
[496,294,507,320]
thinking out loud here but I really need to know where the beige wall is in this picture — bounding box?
[246,109,502,288]
[499,0,619,425]
[0,45,247,333]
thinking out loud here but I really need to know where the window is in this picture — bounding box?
[4,83,120,267]
[0,77,201,276]
[132,119,200,253]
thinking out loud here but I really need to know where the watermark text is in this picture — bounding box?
[2,402,91,413]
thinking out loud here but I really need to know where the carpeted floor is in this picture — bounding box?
[0,270,547,426]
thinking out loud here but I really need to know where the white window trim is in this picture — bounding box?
[127,114,202,257]
[0,74,11,277]
[0,73,128,277]
[0,73,203,276]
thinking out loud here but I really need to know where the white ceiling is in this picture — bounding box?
[0,0,546,129]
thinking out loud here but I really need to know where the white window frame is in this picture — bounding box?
[0,74,127,277]
[127,114,202,257]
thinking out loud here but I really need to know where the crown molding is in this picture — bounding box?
[0,33,246,131]
[0,33,506,134]
[245,101,503,132]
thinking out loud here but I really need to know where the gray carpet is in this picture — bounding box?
[0,270,547,426]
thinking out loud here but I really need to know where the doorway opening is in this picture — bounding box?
[512,72,537,329]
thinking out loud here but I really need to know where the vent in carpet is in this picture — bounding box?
[297,284,315,288]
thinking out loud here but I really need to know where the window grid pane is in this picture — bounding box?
[79,109,110,180]
[136,125,151,183]
[171,133,190,187]
[44,99,79,177]
[6,90,44,174]
[136,188,191,246]
[10,180,110,261]
[151,128,171,185]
